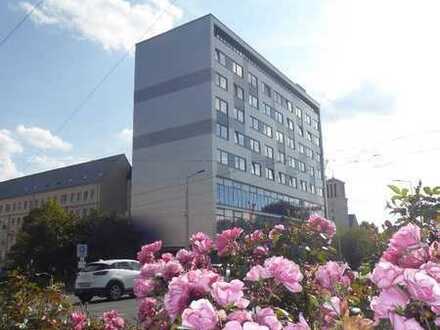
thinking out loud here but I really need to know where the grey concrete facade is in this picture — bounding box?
[131,15,326,247]
[326,178,350,229]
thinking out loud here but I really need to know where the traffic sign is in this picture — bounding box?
[76,244,88,258]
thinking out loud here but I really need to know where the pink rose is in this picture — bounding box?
[307,215,336,239]
[162,260,184,280]
[133,278,154,298]
[211,280,246,307]
[224,321,270,330]
[284,313,310,330]
[255,307,282,330]
[421,262,440,282]
[216,228,243,257]
[253,246,269,257]
[176,249,194,266]
[161,252,174,262]
[370,261,403,289]
[140,261,164,278]
[191,232,214,255]
[245,265,271,282]
[264,256,303,293]
[228,310,253,323]
[370,287,409,321]
[70,312,87,330]
[102,310,125,330]
[249,230,265,242]
[398,246,429,268]
[389,224,420,251]
[315,261,350,290]
[389,313,424,330]
[182,299,218,330]
[138,297,156,324]
[269,224,285,239]
[404,269,440,305]
[322,297,341,328]
[137,241,162,265]
[164,269,220,319]
[429,241,440,261]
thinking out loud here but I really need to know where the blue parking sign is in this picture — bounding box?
[76,244,88,258]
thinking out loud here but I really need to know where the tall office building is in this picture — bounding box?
[131,15,326,247]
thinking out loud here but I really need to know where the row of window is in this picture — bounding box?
[0,189,96,214]
[216,149,321,195]
[215,47,320,130]
[216,177,323,213]
[215,74,320,146]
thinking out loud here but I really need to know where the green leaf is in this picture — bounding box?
[423,187,433,195]
[388,185,401,195]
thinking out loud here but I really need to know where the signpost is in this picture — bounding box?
[76,244,88,270]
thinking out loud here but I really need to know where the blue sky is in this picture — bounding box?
[1,0,440,225]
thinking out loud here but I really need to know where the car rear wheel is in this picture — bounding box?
[78,293,93,304]
[107,282,123,301]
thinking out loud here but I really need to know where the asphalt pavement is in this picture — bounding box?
[70,295,139,324]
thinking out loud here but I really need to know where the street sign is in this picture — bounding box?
[76,244,88,258]
[78,260,86,269]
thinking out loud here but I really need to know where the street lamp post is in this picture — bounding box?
[185,169,206,248]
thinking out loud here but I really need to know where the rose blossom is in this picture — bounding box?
[138,297,156,325]
[191,232,214,255]
[255,307,282,330]
[176,249,194,266]
[162,260,184,280]
[322,297,341,328]
[307,215,336,239]
[224,321,270,330]
[245,265,271,282]
[264,256,303,293]
[216,227,243,256]
[370,261,403,289]
[133,278,154,298]
[140,261,164,278]
[102,310,125,330]
[382,224,421,265]
[429,241,440,261]
[398,246,429,268]
[315,261,350,290]
[164,269,221,319]
[269,224,285,239]
[284,313,310,330]
[137,241,162,265]
[228,310,253,323]
[182,299,219,330]
[161,252,174,262]
[403,269,440,305]
[421,261,440,282]
[370,287,409,321]
[211,279,248,308]
[389,313,424,330]
[253,246,269,257]
[249,229,265,242]
[70,311,87,330]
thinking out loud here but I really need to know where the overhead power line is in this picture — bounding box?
[0,0,45,48]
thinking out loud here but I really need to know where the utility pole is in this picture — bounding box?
[185,169,206,248]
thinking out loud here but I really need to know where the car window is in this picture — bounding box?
[84,263,109,272]
[130,262,140,270]
[113,262,131,270]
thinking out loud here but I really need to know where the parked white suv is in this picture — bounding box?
[74,259,140,303]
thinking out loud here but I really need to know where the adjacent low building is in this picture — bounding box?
[0,154,131,263]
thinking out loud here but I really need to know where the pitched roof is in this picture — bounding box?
[0,154,130,200]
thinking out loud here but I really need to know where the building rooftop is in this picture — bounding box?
[0,154,130,200]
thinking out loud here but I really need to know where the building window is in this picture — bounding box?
[306,148,313,159]
[265,168,275,181]
[317,169,322,179]
[61,194,67,204]
[300,180,308,191]
[217,149,229,165]
[275,131,284,144]
[215,72,228,90]
[248,72,258,88]
[251,116,260,130]
[297,125,304,137]
[287,156,295,168]
[23,201,27,210]
[232,107,244,123]
[298,160,306,172]
[287,100,293,113]
[262,82,271,97]
[296,107,302,119]
[264,145,274,159]
[77,192,81,201]
[249,138,260,153]
[216,123,229,140]
[298,144,305,154]
[287,136,295,150]
[215,97,228,115]
[313,135,320,147]
[232,61,243,77]
[248,94,259,109]
[312,119,319,130]
[234,156,246,171]
[274,91,282,104]
[305,114,312,125]
[287,118,294,131]
[263,103,272,117]
[274,111,283,124]
[306,131,313,142]
[90,189,95,200]
[309,166,315,177]
[277,152,285,164]
[310,183,316,194]
[263,124,272,138]
[83,191,88,201]
[215,49,226,66]
[278,172,287,185]
[234,84,244,100]
[234,131,245,146]
[288,176,297,188]
[251,162,262,176]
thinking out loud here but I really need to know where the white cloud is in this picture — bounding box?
[20,0,183,52]
[0,130,23,181]
[118,128,133,144]
[16,125,72,151]
[29,155,85,172]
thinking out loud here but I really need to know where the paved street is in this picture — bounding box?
[70,295,138,324]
